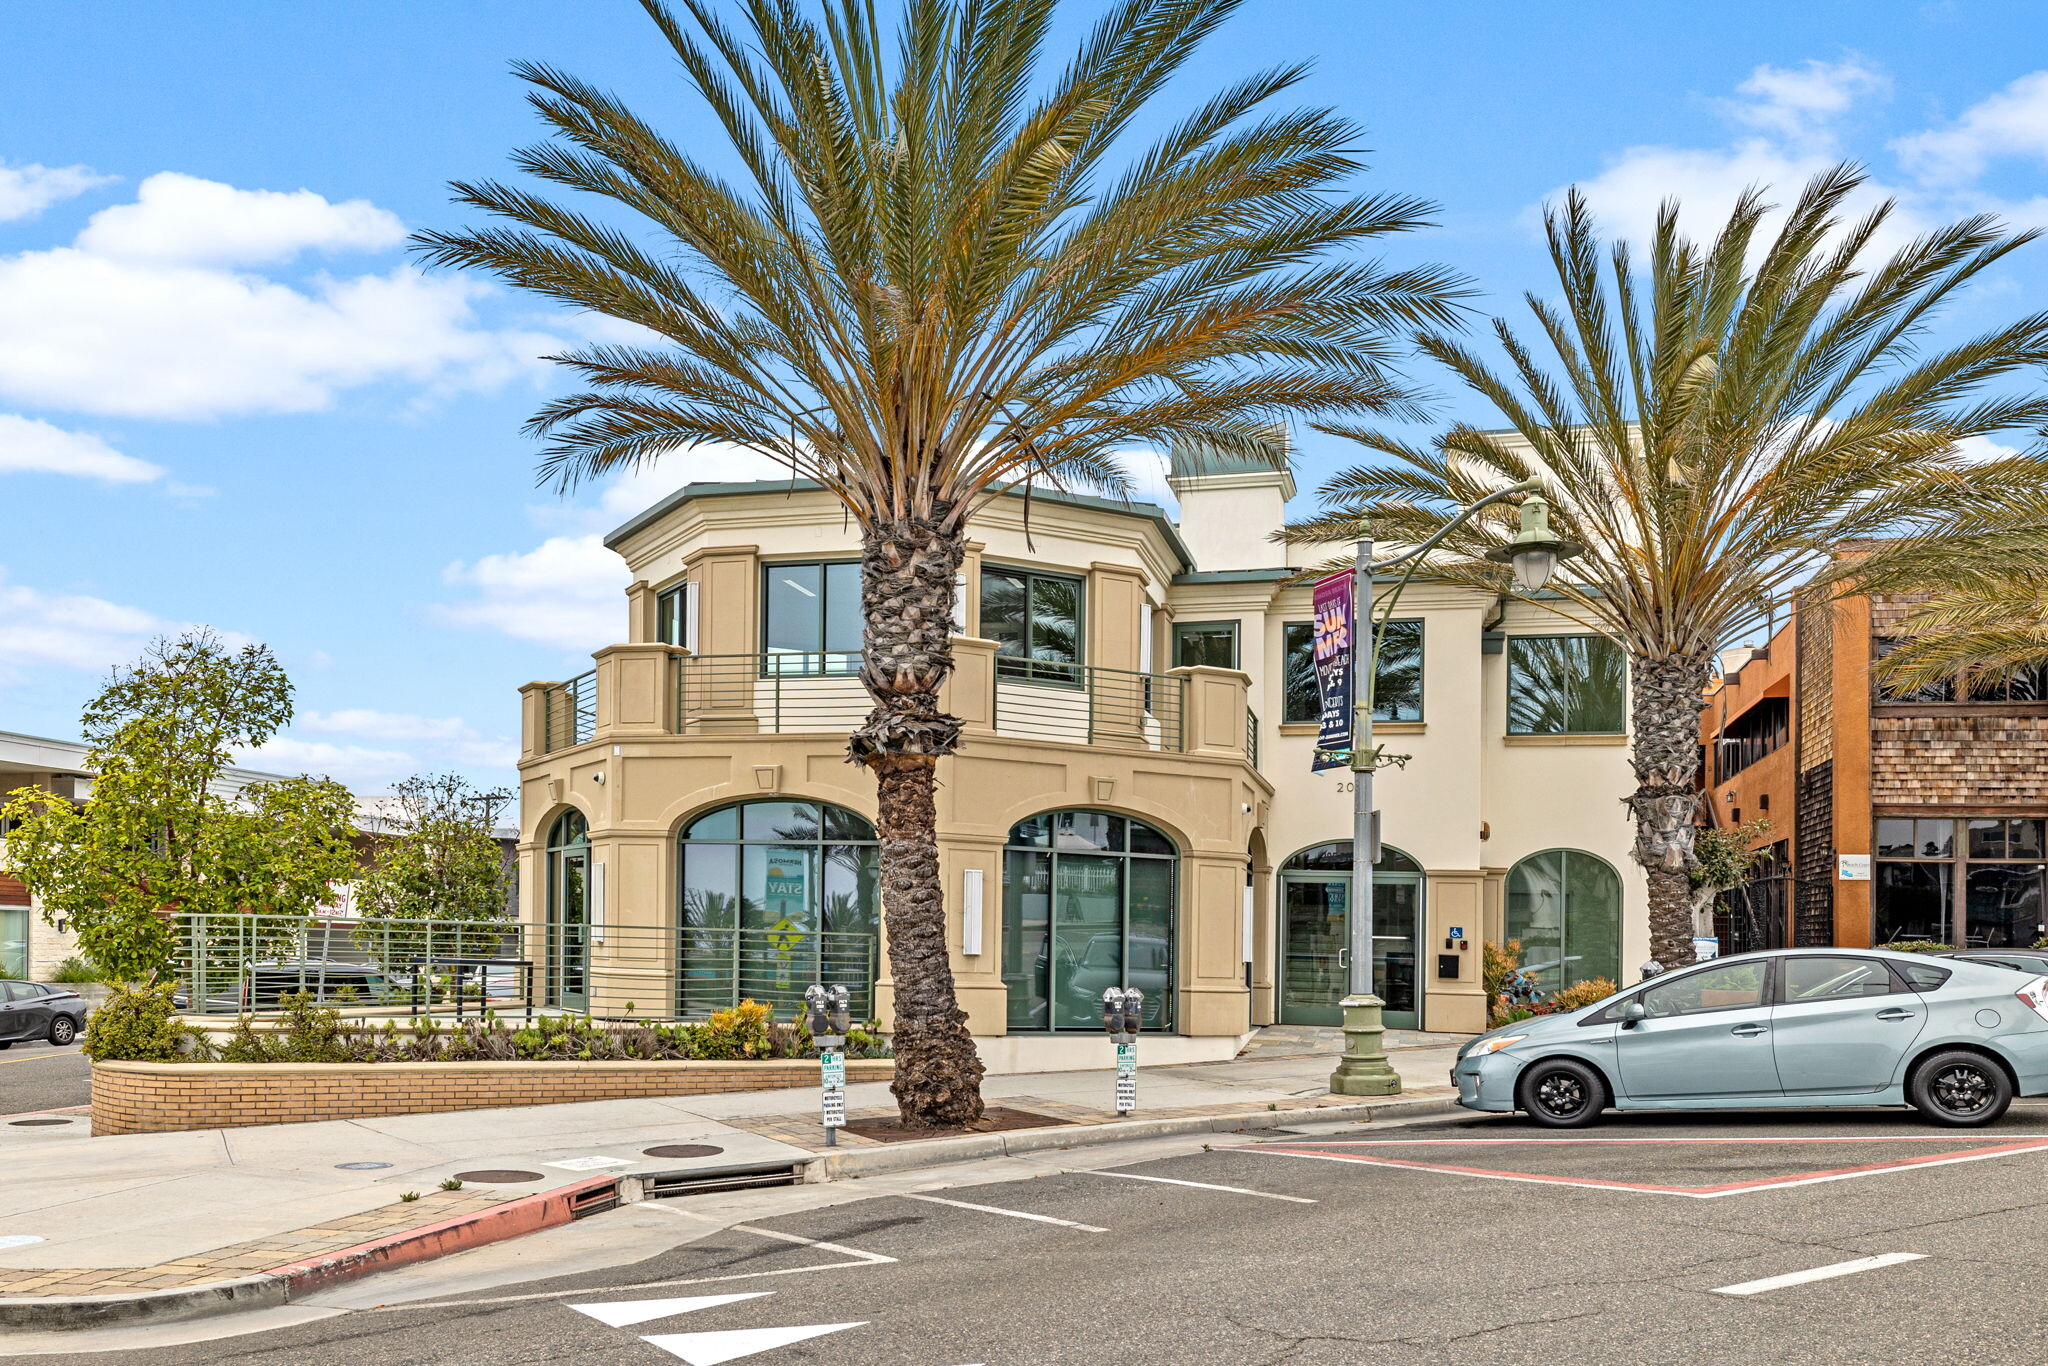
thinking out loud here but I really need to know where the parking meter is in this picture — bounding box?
[1102,987,1143,1114]
[1639,959,1665,982]
[806,983,848,1145]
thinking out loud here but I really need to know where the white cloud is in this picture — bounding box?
[300,709,478,742]
[1721,56,1889,148]
[0,162,112,222]
[1536,56,1923,260]
[436,533,630,653]
[1895,70,2048,186]
[0,568,173,671]
[0,173,556,420]
[0,413,162,484]
[74,172,406,266]
[243,736,416,786]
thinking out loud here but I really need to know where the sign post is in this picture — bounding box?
[804,983,851,1146]
[1101,986,1145,1115]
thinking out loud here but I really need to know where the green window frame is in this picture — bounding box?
[1507,634,1626,735]
[760,561,861,676]
[1281,618,1422,724]
[981,566,1085,684]
[1172,620,1239,670]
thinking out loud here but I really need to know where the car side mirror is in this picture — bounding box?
[1621,1000,1647,1029]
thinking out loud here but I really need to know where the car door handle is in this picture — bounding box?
[1876,1008,1917,1021]
[1730,1024,1768,1037]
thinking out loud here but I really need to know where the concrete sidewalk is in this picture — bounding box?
[0,1029,1459,1330]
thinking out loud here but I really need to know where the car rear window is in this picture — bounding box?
[1894,961,1952,991]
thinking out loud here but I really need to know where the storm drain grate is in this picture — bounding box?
[9,1119,71,1127]
[642,1144,725,1160]
[641,1161,802,1200]
[453,1169,545,1184]
[336,1161,393,1170]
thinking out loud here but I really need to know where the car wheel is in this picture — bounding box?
[48,1016,77,1047]
[1516,1057,1607,1128]
[1909,1050,2013,1127]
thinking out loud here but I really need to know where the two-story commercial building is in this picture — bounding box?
[516,448,1649,1067]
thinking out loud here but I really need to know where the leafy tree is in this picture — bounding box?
[0,631,359,981]
[1287,167,2048,970]
[417,0,1465,1124]
[351,774,515,978]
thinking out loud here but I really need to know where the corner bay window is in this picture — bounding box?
[762,561,861,674]
[1876,817,2046,948]
[1507,634,1626,734]
[1281,618,1422,724]
[982,567,1082,683]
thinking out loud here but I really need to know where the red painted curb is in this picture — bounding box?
[264,1176,618,1298]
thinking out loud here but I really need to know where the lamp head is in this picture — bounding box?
[1483,492,1583,592]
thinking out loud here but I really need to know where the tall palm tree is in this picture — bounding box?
[1286,166,2048,971]
[1869,550,2048,699]
[418,0,1466,1125]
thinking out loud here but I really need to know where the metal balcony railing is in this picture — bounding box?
[169,912,879,1023]
[992,662,1185,752]
[540,670,596,753]
[1246,709,1260,767]
[674,652,871,734]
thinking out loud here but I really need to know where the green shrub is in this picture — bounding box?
[1884,940,1954,954]
[1549,977,1619,1012]
[50,955,109,984]
[81,980,198,1062]
[695,1000,774,1059]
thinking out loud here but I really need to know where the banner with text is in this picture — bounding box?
[1311,569,1354,771]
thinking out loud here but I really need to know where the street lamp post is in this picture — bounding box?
[1330,482,1582,1097]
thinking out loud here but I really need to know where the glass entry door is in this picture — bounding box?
[1278,843,1423,1030]
[549,846,590,1011]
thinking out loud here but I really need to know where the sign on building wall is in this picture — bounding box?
[1312,569,1354,772]
[1837,854,1871,882]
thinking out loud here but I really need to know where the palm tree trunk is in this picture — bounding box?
[849,508,986,1128]
[1627,651,1712,973]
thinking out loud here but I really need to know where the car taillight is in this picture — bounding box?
[2016,976,2048,1023]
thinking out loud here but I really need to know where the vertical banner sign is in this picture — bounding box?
[764,856,808,988]
[820,1047,846,1128]
[1114,1042,1137,1114]
[1311,570,1356,771]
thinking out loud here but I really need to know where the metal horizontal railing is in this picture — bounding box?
[674,652,872,734]
[168,912,878,1023]
[541,670,596,752]
[992,663,1185,752]
[1247,709,1260,767]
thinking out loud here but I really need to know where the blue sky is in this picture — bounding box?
[4,0,2047,791]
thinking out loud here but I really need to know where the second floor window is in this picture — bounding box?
[763,561,861,674]
[1874,638,2048,703]
[982,568,1082,683]
[1713,696,1788,783]
[1507,634,1626,734]
[656,582,693,648]
[1172,621,1238,670]
[1281,619,1422,724]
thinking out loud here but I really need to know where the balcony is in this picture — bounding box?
[523,640,1255,765]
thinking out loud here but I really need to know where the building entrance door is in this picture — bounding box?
[1277,843,1423,1030]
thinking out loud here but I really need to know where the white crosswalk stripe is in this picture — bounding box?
[568,1292,773,1328]
[641,1321,868,1364]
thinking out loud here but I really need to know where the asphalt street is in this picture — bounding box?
[27,1100,2048,1365]
[0,1039,87,1117]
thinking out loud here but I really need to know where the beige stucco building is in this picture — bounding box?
[516,450,1649,1069]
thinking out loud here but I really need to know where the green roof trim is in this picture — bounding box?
[607,478,1193,570]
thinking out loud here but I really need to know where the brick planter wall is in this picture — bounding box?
[90,1058,895,1135]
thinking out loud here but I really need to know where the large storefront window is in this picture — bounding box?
[1876,817,2046,948]
[0,905,26,979]
[1001,811,1175,1031]
[545,810,590,1010]
[1506,849,1622,991]
[678,800,879,1019]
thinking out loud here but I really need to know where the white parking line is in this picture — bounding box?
[1711,1252,1927,1296]
[1075,1170,1316,1203]
[901,1193,1107,1232]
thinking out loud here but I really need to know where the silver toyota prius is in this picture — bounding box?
[1454,947,2048,1127]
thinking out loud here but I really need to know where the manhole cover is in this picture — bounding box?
[9,1119,71,1127]
[642,1144,725,1160]
[453,1169,545,1184]
[335,1161,393,1170]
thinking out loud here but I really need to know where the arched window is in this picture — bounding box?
[1002,810,1176,1032]
[545,811,590,1009]
[1276,842,1423,1028]
[677,800,879,1020]
[1506,849,1622,992]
